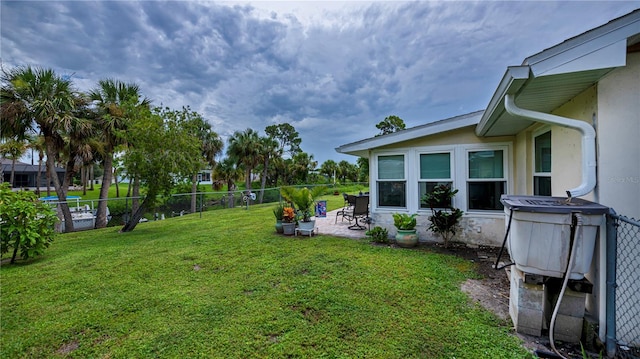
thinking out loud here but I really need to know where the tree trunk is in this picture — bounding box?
[114,167,120,197]
[120,194,152,232]
[36,154,43,196]
[89,165,94,191]
[81,166,87,195]
[191,173,198,214]
[245,167,252,197]
[132,176,140,214]
[45,138,74,233]
[259,158,269,204]
[95,154,113,228]
[10,157,16,187]
[10,234,20,264]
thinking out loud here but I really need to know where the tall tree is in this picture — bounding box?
[356,157,369,182]
[0,139,28,187]
[212,157,241,208]
[120,106,201,232]
[257,136,279,203]
[337,160,357,183]
[2,66,80,232]
[179,109,223,213]
[319,159,338,184]
[291,151,317,184]
[265,123,301,157]
[375,115,406,136]
[89,79,150,228]
[227,128,261,197]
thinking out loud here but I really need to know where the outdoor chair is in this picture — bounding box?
[347,195,370,230]
[335,194,357,224]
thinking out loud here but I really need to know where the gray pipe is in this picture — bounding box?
[605,209,618,358]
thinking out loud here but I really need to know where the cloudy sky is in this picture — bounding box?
[2,1,639,165]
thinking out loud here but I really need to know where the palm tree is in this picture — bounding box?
[89,79,150,228]
[257,136,279,203]
[212,157,241,208]
[186,116,223,213]
[291,151,317,184]
[2,66,80,232]
[227,128,261,197]
[28,134,47,195]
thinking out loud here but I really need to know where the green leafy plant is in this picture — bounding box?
[272,202,285,220]
[422,184,464,248]
[366,226,390,244]
[280,186,326,222]
[392,213,417,230]
[0,184,58,263]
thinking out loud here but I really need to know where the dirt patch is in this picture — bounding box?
[414,241,600,358]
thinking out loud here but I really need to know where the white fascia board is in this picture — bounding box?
[336,111,483,156]
[531,39,628,76]
[476,66,530,136]
[525,11,640,76]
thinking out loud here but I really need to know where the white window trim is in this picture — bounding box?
[371,143,512,216]
[417,149,454,210]
[532,128,552,195]
[464,144,511,214]
[372,151,408,210]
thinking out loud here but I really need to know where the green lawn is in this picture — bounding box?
[0,199,531,358]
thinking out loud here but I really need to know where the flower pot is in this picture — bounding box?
[395,229,418,248]
[275,219,284,234]
[296,219,316,237]
[282,222,296,235]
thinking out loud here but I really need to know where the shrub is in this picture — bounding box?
[366,226,390,244]
[422,184,464,248]
[0,184,58,263]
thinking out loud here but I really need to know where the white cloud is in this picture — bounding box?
[2,0,639,165]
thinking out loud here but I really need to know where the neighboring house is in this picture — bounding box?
[1,158,64,189]
[337,9,639,347]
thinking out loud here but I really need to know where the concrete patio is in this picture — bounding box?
[310,208,369,239]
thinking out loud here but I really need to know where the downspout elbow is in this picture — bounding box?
[504,94,597,198]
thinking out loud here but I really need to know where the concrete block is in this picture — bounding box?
[511,267,545,310]
[550,314,583,343]
[510,295,543,336]
[544,287,587,320]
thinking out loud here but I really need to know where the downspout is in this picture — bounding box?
[504,94,597,198]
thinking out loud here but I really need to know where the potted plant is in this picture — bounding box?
[273,203,285,234]
[392,212,418,248]
[281,207,296,235]
[422,184,464,248]
[280,186,326,234]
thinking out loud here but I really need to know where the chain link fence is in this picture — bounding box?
[609,213,640,358]
[41,183,368,228]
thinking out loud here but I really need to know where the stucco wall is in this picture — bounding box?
[597,52,640,219]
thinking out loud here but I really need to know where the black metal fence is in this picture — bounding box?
[607,212,640,358]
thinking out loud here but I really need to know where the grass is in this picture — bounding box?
[1,198,530,358]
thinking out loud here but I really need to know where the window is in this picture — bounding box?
[467,150,506,210]
[377,154,406,208]
[419,153,452,209]
[534,131,551,196]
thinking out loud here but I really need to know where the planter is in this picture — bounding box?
[296,220,317,237]
[282,222,296,235]
[275,219,284,234]
[395,229,418,248]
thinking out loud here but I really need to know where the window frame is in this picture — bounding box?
[533,129,552,196]
[417,151,454,210]
[374,152,408,209]
[465,146,509,212]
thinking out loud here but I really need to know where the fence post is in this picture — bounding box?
[606,209,618,358]
[200,192,203,219]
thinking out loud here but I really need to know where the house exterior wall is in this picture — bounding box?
[369,125,514,247]
[597,51,640,219]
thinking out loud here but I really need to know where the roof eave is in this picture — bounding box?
[475,66,529,136]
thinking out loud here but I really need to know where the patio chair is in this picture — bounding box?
[335,194,356,224]
[347,195,370,230]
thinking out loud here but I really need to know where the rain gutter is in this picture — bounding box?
[504,94,597,198]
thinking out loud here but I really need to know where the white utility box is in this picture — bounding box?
[501,195,608,280]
